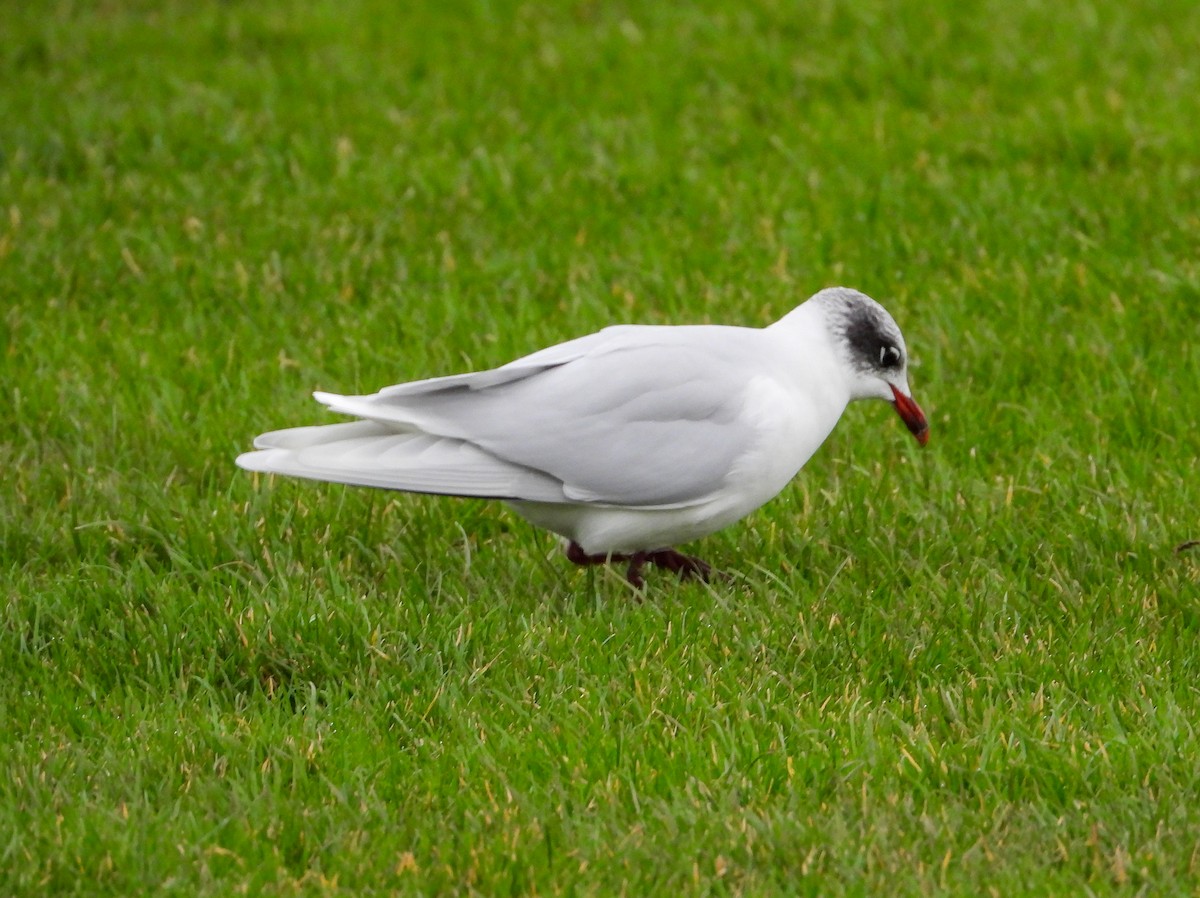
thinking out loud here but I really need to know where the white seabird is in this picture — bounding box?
[237,287,929,586]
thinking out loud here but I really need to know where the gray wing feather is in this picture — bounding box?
[371,326,640,398]
[312,326,762,507]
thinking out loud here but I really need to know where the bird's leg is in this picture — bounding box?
[645,549,714,582]
[625,552,649,590]
[565,542,712,589]
[565,541,647,591]
[565,541,630,567]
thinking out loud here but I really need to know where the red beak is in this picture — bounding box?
[889,385,929,446]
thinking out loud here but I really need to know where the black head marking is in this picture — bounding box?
[832,293,905,374]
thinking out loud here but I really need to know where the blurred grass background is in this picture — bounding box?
[3,0,1199,894]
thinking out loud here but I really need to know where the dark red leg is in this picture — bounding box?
[565,541,649,589]
[625,552,649,589]
[565,541,715,588]
[565,541,630,566]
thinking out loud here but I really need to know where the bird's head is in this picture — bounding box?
[815,287,930,446]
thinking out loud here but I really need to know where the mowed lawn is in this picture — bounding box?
[3,0,1200,893]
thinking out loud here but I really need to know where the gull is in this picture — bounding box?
[237,286,929,587]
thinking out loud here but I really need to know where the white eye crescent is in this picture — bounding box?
[879,345,901,367]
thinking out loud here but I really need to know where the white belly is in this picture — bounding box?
[510,376,847,554]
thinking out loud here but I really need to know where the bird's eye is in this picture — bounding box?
[879,345,902,368]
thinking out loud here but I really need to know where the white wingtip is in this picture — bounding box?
[235,426,568,501]
[236,448,289,473]
[311,391,388,421]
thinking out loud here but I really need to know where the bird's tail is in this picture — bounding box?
[236,420,564,501]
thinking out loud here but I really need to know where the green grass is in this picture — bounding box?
[3,0,1200,893]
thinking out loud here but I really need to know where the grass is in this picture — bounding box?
[3,0,1200,893]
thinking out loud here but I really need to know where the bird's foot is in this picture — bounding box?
[645,549,714,582]
[626,550,715,588]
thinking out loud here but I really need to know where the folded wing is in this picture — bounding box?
[239,325,763,508]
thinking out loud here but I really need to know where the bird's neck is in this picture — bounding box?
[766,304,853,411]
